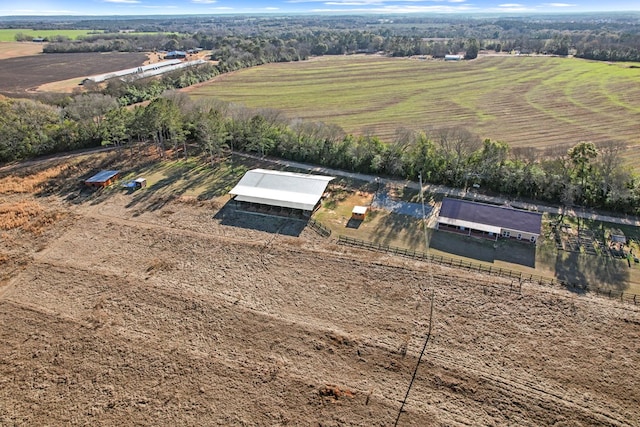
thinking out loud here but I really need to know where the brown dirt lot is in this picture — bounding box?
[0,42,44,60]
[0,151,639,426]
[0,52,148,95]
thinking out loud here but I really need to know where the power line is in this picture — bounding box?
[394,289,435,427]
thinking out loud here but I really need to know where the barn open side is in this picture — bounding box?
[228,169,334,218]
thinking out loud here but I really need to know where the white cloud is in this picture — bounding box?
[192,0,217,3]
[498,3,524,7]
[312,4,476,12]
[325,1,384,5]
[0,8,89,15]
[291,0,463,3]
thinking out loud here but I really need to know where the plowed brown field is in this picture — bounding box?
[0,52,147,95]
[1,151,639,426]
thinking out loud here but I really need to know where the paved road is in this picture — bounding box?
[238,152,640,227]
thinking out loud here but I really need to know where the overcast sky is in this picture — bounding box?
[1,0,639,16]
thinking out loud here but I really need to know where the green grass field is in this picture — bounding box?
[185,54,640,162]
[0,29,99,42]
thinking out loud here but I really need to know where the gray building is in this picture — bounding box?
[437,198,543,243]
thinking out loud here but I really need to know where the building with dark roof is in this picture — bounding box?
[437,197,543,243]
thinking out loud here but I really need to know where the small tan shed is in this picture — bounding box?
[351,206,368,221]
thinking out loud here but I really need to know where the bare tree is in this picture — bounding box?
[64,93,118,142]
[594,140,626,205]
[435,127,481,186]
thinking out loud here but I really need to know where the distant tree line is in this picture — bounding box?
[27,13,640,63]
[13,32,73,43]
[2,93,638,215]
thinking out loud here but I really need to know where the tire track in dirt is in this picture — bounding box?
[2,258,424,425]
[423,347,633,426]
[1,299,407,425]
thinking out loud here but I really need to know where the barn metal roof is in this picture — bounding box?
[438,217,502,234]
[438,198,542,235]
[85,170,120,183]
[83,59,183,83]
[229,169,334,211]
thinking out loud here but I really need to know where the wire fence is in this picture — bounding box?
[336,235,639,305]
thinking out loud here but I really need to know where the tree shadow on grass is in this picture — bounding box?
[428,231,537,267]
[495,240,537,268]
[26,151,267,214]
[370,212,424,248]
[429,231,496,263]
[213,201,307,237]
[32,153,124,203]
[123,161,250,214]
[554,251,629,292]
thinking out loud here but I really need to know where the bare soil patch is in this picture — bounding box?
[0,151,638,426]
[0,42,43,60]
[0,52,148,96]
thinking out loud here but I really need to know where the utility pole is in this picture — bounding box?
[419,172,429,252]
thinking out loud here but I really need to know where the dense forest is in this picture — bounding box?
[1,14,639,214]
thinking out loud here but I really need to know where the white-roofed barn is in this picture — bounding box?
[229,169,334,217]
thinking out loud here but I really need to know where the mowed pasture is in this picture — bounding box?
[0,29,98,42]
[185,55,640,163]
